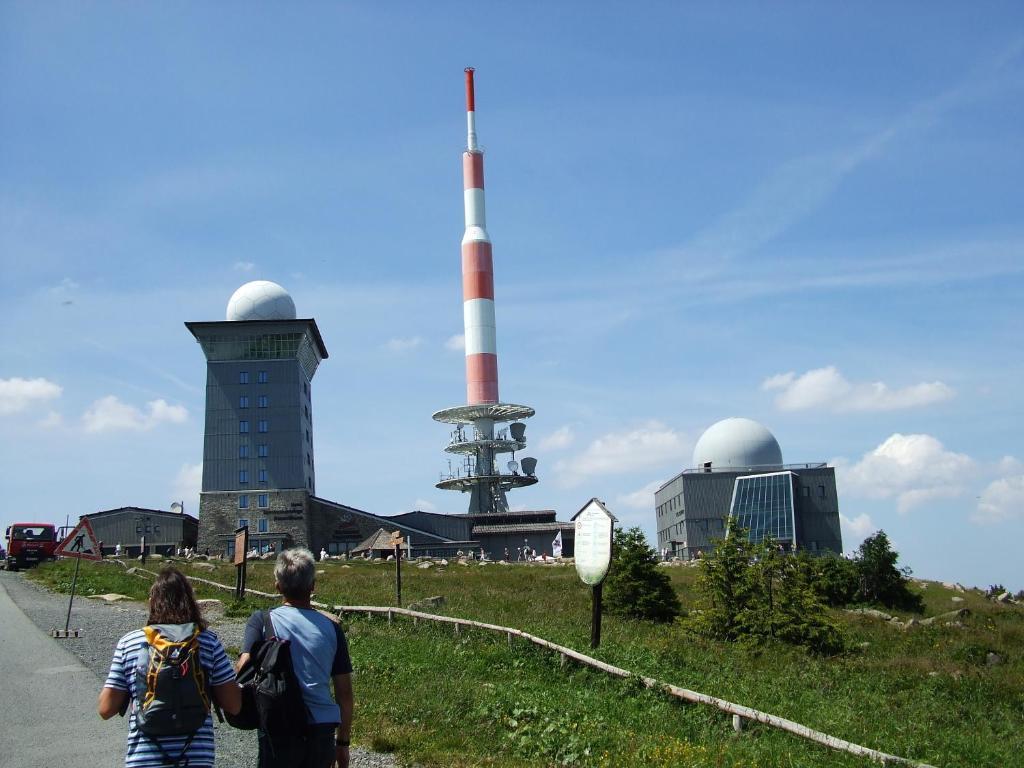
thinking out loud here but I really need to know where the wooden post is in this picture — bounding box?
[233,526,248,601]
[733,714,744,733]
[590,582,603,649]
[395,543,402,606]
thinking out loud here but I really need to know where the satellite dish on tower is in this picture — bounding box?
[509,422,526,441]
[520,457,537,477]
[170,502,183,514]
[507,460,519,474]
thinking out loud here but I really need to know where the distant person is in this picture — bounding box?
[97,567,241,767]
[98,540,104,559]
[238,548,354,768]
[320,547,328,562]
[503,547,509,561]
[115,542,123,558]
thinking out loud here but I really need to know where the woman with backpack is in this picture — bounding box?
[97,567,241,767]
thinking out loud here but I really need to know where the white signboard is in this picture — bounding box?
[574,499,613,586]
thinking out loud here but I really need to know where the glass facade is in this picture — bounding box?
[729,472,796,544]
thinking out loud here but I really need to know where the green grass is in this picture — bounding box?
[27,558,1024,767]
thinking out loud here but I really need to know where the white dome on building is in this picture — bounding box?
[226,281,296,322]
[692,417,783,470]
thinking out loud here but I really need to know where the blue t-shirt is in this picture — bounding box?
[104,626,235,768]
[243,606,353,725]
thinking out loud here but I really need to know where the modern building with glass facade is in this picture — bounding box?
[655,418,842,558]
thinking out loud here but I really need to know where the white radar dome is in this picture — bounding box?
[692,417,783,470]
[226,281,296,322]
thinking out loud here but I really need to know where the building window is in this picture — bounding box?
[304,405,310,421]
[258,371,268,384]
[258,395,268,408]
[303,381,308,396]
[239,469,249,484]
[239,445,249,458]
[238,518,249,529]
[258,516,268,530]
[258,495,269,510]
[240,372,249,385]
[258,444,268,458]
[239,420,249,433]
[238,496,249,510]
[258,469,267,482]
[306,429,310,445]
[802,486,810,497]
[239,395,249,408]
[258,420,268,433]
[818,485,826,498]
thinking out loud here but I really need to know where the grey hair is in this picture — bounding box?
[274,547,316,599]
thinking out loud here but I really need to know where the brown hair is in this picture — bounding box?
[147,567,207,631]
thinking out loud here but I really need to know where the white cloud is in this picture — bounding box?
[973,475,1024,524]
[840,512,876,542]
[0,377,63,415]
[38,411,64,429]
[615,479,664,510]
[233,261,255,272]
[762,366,954,412]
[538,426,574,452]
[413,498,437,512]
[841,433,973,514]
[172,463,203,511]
[444,334,465,352]
[384,336,423,353]
[554,421,689,488]
[82,396,188,433]
[997,456,1023,474]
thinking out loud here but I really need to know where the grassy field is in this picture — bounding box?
[27,557,1024,767]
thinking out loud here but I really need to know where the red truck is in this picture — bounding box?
[4,523,59,571]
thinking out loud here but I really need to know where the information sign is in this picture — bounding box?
[574,499,614,586]
[233,527,248,566]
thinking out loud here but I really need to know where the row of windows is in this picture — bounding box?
[237,517,270,532]
[239,444,270,458]
[239,420,269,433]
[800,485,827,498]
[656,494,683,518]
[238,494,270,510]
[239,395,269,408]
[239,371,270,385]
[238,469,269,483]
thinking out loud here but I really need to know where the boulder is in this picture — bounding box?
[317,570,326,575]
[951,596,965,603]
[997,592,1012,603]
[986,652,1005,666]
[847,608,893,622]
[260,552,275,560]
[88,593,131,603]
[191,562,216,572]
[439,559,449,566]
[197,599,224,614]
[920,608,970,626]
[372,557,383,563]
[458,559,470,566]
[942,582,956,590]
[899,618,920,631]
[955,583,967,592]
[417,561,434,569]
[386,555,394,561]
[340,565,351,569]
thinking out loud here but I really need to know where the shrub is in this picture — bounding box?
[796,550,859,607]
[603,527,681,623]
[854,531,924,613]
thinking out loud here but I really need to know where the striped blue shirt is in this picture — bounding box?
[104,627,235,768]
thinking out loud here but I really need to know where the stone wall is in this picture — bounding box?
[198,489,311,555]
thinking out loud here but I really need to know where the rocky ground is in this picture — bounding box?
[0,570,400,768]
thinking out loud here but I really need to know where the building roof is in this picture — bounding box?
[350,528,402,554]
[472,522,575,534]
[184,318,329,359]
[85,507,199,524]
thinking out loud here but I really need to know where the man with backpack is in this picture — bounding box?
[237,547,354,768]
[98,567,241,767]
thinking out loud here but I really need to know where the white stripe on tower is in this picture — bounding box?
[461,67,499,405]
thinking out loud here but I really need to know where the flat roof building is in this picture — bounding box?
[655,418,842,559]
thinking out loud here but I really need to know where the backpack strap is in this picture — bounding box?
[262,609,276,641]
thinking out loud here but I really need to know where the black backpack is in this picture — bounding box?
[132,623,215,766]
[227,611,310,742]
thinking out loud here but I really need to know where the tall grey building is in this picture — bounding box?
[187,280,327,554]
[655,417,842,559]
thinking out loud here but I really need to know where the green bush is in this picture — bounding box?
[603,527,681,623]
[690,526,845,655]
[854,531,924,613]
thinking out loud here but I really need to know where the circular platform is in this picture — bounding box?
[435,473,538,492]
[432,403,535,425]
[445,438,525,456]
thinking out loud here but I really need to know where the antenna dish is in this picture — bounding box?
[507,460,519,474]
[520,457,537,477]
[509,422,526,441]
[170,502,183,514]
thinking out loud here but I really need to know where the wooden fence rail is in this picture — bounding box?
[114,562,936,767]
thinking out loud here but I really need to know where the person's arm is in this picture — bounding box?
[212,680,242,716]
[97,687,128,719]
[333,673,353,768]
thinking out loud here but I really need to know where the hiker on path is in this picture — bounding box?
[97,567,242,767]
[238,547,355,768]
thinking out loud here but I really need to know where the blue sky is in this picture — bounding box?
[2,2,1022,588]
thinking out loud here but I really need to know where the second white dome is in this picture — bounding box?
[226,280,296,322]
[692,417,783,470]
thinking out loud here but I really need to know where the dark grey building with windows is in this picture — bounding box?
[83,506,198,556]
[655,418,842,559]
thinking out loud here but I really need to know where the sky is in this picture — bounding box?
[2,2,1022,589]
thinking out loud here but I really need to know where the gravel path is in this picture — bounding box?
[0,570,400,768]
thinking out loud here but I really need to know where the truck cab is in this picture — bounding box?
[5,523,58,571]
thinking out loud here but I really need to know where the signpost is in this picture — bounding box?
[53,518,102,638]
[234,526,249,601]
[390,531,405,606]
[573,498,615,649]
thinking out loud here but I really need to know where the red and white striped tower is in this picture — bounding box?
[462,67,499,405]
[434,68,538,515]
